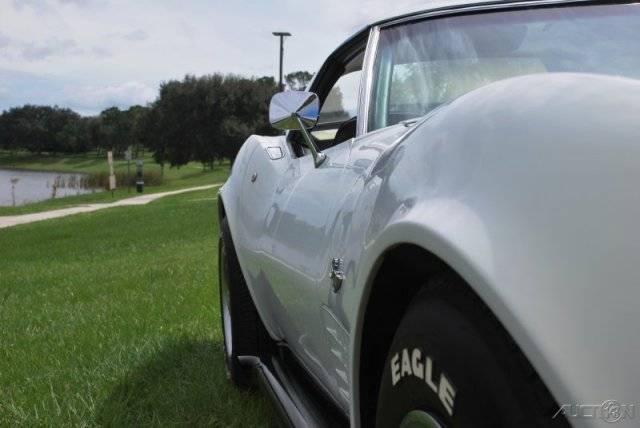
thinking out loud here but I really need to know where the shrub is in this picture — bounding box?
[86,171,163,190]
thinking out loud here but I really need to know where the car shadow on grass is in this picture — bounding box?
[96,339,281,427]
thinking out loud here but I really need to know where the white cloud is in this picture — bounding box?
[13,0,106,12]
[21,37,82,61]
[121,29,147,42]
[0,32,10,49]
[0,0,438,114]
[58,0,102,6]
[90,45,111,57]
[63,81,156,113]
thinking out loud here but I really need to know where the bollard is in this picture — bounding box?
[136,160,144,193]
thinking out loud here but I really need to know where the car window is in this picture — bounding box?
[311,71,361,143]
[309,51,363,146]
[288,50,364,156]
[368,3,640,131]
[318,70,361,125]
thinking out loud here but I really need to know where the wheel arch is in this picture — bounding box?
[352,236,567,427]
[218,192,227,222]
[356,243,449,426]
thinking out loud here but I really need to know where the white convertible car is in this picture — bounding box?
[217,1,640,427]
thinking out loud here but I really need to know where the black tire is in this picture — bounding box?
[375,273,570,428]
[218,217,263,388]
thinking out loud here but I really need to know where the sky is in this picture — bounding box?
[0,0,425,115]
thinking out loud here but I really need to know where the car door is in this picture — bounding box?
[260,51,364,395]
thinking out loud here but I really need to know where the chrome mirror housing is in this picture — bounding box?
[270,91,319,130]
[269,91,326,167]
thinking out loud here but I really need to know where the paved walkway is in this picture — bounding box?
[0,184,221,230]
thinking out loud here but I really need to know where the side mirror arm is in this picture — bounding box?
[295,116,326,167]
[269,91,326,168]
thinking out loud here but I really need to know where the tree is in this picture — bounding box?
[45,107,83,153]
[99,107,133,155]
[2,106,49,154]
[126,105,149,157]
[285,71,313,91]
[137,103,167,176]
[0,111,12,153]
[84,116,103,155]
[154,77,201,168]
[0,72,281,166]
[145,73,279,169]
[208,74,278,164]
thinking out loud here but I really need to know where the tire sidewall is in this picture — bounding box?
[375,288,553,428]
[218,234,235,378]
[218,218,256,387]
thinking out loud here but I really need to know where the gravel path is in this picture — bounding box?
[0,184,221,230]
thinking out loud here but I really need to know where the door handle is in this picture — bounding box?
[330,258,345,292]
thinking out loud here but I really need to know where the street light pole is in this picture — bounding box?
[272,32,291,92]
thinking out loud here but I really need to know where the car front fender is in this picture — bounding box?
[348,73,640,428]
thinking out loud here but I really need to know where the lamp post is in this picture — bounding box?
[272,31,291,92]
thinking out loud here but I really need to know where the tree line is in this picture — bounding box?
[0,71,313,169]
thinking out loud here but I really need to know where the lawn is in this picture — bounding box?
[0,187,280,426]
[0,151,229,216]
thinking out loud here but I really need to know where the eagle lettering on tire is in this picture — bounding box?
[390,347,456,416]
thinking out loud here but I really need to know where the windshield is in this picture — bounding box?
[369,3,640,130]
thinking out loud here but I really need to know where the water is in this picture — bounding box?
[0,169,102,207]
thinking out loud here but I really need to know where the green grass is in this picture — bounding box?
[0,151,229,216]
[0,188,280,426]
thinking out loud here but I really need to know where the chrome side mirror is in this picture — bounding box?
[269,91,326,167]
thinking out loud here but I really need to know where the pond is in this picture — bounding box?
[0,168,103,207]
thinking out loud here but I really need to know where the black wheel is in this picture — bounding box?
[375,273,570,428]
[218,217,263,388]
